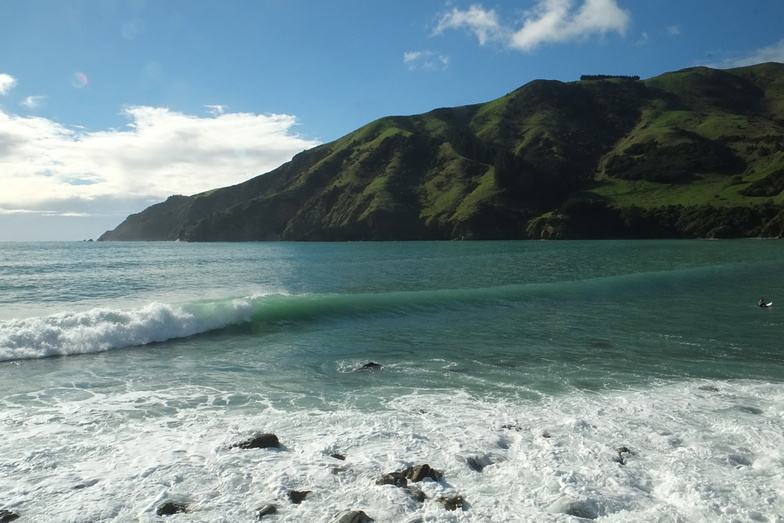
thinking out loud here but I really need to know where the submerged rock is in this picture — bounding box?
[405,487,427,503]
[231,433,280,449]
[377,464,443,488]
[156,501,187,516]
[436,495,465,511]
[256,504,277,519]
[358,362,383,371]
[404,464,442,482]
[0,510,20,523]
[461,454,493,472]
[614,446,634,465]
[334,510,374,523]
[376,471,408,487]
[548,497,599,520]
[288,490,311,504]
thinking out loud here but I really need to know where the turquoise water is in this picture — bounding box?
[1,240,784,522]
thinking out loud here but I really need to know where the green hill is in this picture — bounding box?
[99,63,784,241]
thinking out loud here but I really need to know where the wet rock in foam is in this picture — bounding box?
[256,503,277,519]
[231,433,280,449]
[156,501,187,516]
[334,510,374,523]
[288,490,311,504]
[0,509,20,523]
[436,494,465,511]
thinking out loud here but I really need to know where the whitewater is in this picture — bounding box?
[1,240,783,522]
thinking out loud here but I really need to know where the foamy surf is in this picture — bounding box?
[1,379,782,522]
[0,298,259,361]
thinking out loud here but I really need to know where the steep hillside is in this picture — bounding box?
[100,63,784,241]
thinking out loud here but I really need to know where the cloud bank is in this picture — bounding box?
[0,80,320,219]
[706,39,784,69]
[436,0,630,51]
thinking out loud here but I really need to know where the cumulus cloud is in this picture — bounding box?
[404,50,450,71]
[435,0,630,51]
[435,5,505,45]
[0,105,320,213]
[0,73,17,95]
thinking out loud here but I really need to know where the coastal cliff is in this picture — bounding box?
[100,63,784,241]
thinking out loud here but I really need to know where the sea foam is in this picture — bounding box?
[0,297,258,361]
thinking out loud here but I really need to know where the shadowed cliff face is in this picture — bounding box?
[99,63,784,242]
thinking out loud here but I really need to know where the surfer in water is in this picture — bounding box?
[759,298,769,308]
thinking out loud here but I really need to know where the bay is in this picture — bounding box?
[1,240,783,522]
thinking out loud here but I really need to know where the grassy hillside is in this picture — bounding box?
[99,63,784,242]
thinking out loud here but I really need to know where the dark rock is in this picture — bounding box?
[614,446,634,465]
[405,487,427,503]
[288,490,311,504]
[378,464,443,488]
[334,510,374,523]
[436,495,464,511]
[156,501,187,516]
[404,464,442,482]
[376,472,407,487]
[232,433,280,449]
[463,454,492,472]
[0,510,20,523]
[72,479,100,489]
[256,504,277,519]
[330,453,346,460]
[359,362,382,371]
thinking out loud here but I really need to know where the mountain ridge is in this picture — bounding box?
[99,63,784,241]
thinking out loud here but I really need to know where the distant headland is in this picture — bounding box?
[99,63,784,242]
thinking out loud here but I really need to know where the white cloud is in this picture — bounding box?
[404,51,450,71]
[667,25,681,37]
[0,105,321,215]
[20,95,47,110]
[205,104,226,115]
[707,39,784,69]
[435,5,505,45]
[0,73,17,95]
[435,0,630,51]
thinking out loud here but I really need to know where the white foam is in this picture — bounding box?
[0,298,259,361]
[2,380,783,521]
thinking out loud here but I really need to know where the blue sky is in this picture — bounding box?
[1,0,783,241]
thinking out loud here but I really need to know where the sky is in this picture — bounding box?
[1,1,783,241]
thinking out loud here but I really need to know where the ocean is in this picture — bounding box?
[1,240,783,522]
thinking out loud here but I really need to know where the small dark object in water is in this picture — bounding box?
[376,471,407,487]
[256,504,277,519]
[335,510,374,523]
[232,433,280,449]
[359,362,382,371]
[288,490,311,504]
[0,510,20,523]
[330,453,346,460]
[614,446,634,465]
[404,464,443,482]
[156,501,187,516]
[436,495,465,511]
[406,487,427,503]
